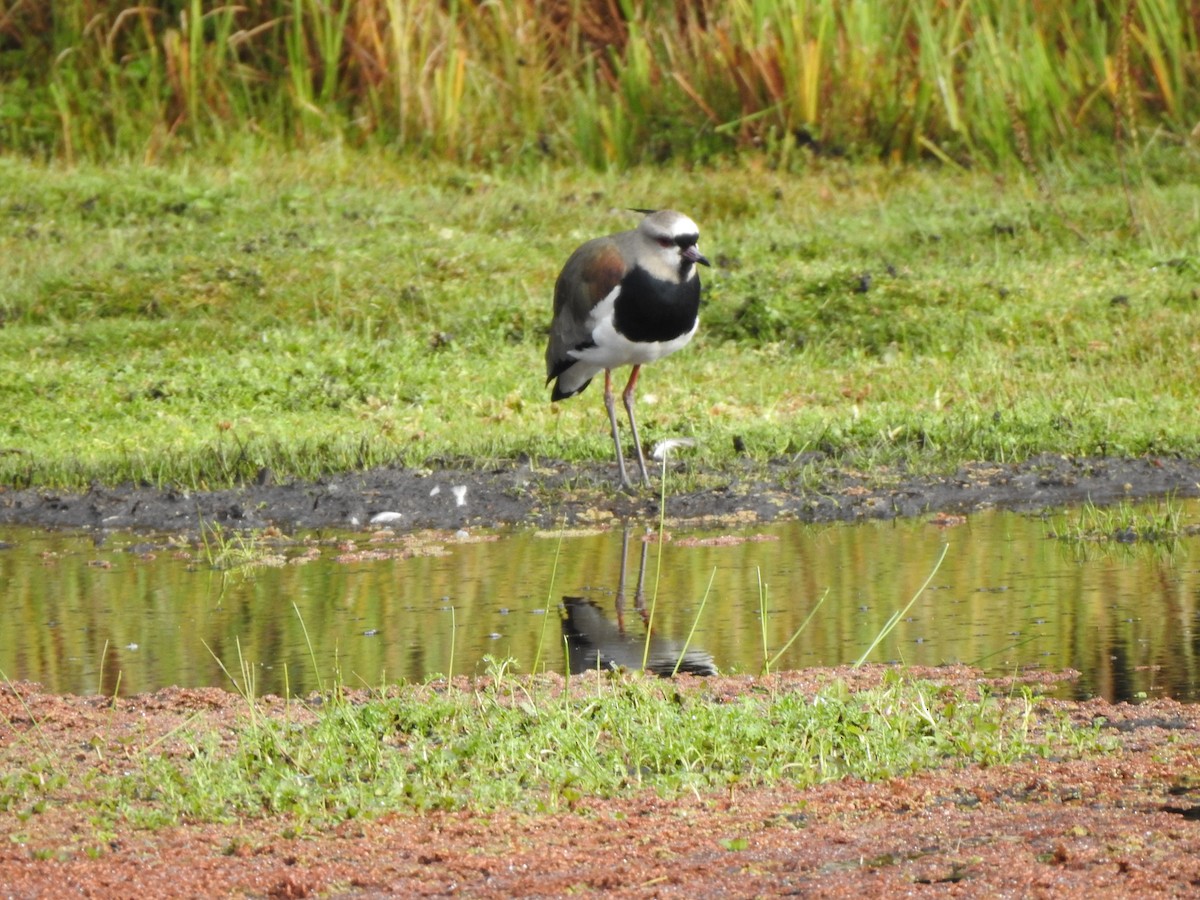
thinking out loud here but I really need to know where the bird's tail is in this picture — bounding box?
[547,360,597,401]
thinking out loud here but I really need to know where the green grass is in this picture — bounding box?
[0,667,1111,833]
[8,668,1098,828]
[2,152,1199,492]
[1048,495,1196,546]
[2,1,1196,167]
[197,521,281,570]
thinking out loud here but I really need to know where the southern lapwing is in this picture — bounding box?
[544,209,710,489]
[561,527,717,676]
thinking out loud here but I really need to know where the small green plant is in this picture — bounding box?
[198,522,273,571]
[1048,496,1192,548]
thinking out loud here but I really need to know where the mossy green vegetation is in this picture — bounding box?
[2,154,1198,490]
[4,669,1102,827]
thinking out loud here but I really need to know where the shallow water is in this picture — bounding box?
[1,502,1198,702]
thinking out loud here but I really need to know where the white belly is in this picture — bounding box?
[576,285,697,367]
[551,286,698,397]
[572,315,698,368]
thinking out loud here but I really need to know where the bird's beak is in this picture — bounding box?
[683,245,711,267]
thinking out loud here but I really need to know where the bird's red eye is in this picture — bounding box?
[657,238,673,248]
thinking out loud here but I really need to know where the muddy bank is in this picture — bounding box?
[1,453,1198,534]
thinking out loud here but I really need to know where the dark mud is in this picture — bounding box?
[2,453,1199,534]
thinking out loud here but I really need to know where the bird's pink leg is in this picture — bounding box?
[622,365,651,486]
[603,369,633,489]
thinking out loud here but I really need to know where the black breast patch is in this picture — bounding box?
[612,267,701,343]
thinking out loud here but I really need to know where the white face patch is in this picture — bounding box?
[636,211,703,283]
[639,243,686,283]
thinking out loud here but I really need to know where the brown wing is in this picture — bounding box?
[545,237,628,380]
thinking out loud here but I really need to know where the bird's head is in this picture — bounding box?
[634,209,710,281]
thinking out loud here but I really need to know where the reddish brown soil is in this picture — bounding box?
[3,669,1199,898]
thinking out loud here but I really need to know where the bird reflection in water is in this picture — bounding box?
[561,527,716,677]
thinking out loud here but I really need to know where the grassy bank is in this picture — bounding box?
[3,669,1105,830]
[1,1,1196,167]
[2,152,1199,490]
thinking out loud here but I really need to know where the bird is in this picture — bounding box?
[561,527,717,676]
[544,209,710,489]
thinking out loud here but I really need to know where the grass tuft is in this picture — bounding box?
[1047,495,1196,549]
[117,669,1106,824]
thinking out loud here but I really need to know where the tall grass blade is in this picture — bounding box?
[854,542,950,668]
[532,520,567,675]
[201,637,258,724]
[757,566,770,670]
[293,602,325,695]
[671,566,717,678]
[6,1,1194,165]
[765,587,831,675]
[642,444,672,671]
[97,639,109,696]
[1,672,49,750]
